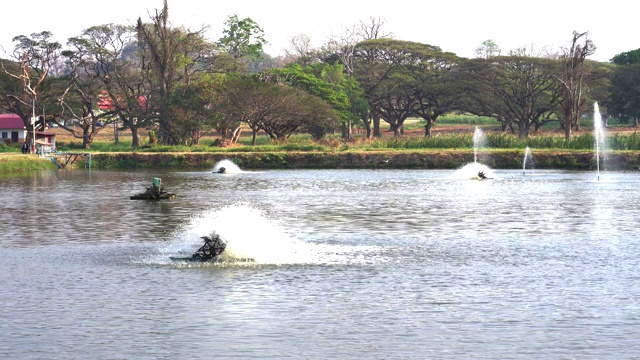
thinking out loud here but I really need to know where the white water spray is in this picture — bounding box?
[166,203,381,266]
[450,126,494,180]
[172,203,316,264]
[473,126,484,163]
[523,146,531,175]
[594,102,605,181]
[212,159,242,174]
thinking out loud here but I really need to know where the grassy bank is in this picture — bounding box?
[3,148,640,173]
[4,120,640,172]
[0,154,59,172]
[78,149,640,171]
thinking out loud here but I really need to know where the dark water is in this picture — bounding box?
[2,163,640,359]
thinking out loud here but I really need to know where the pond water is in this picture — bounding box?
[1,163,640,359]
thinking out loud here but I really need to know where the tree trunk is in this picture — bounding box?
[82,134,92,149]
[232,125,243,143]
[341,121,351,140]
[131,127,140,147]
[391,123,400,138]
[517,124,529,138]
[634,117,639,127]
[424,119,434,137]
[113,122,119,144]
[363,119,372,139]
[373,116,381,137]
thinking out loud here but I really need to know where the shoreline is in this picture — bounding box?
[3,149,639,172]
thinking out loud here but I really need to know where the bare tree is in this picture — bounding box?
[136,0,209,145]
[559,31,596,141]
[324,16,392,75]
[1,31,62,137]
[284,34,314,65]
[60,24,150,148]
[356,16,393,41]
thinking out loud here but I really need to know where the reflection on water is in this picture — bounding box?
[1,168,640,359]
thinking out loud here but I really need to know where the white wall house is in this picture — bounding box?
[0,113,28,143]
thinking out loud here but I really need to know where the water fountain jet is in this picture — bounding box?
[473,126,484,163]
[450,126,495,180]
[594,102,605,181]
[523,146,531,175]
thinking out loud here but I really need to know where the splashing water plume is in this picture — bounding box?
[212,159,242,174]
[170,203,318,265]
[450,161,494,180]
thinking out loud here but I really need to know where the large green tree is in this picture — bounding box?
[609,63,640,126]
[461,56,564,137]
[220,75,337,144]
[475,39,501,59]
[611,49,640,65]
[170,74,223,145]
[609,48,640,126]
[408,48,462,137]
[352,39,450,138]
[262,63,353,138]
[217,15,267,73]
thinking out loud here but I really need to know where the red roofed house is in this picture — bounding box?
[97,90,147,110]
[0,113,56,153]
[0,113,27,143]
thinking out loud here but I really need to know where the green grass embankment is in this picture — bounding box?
[0,154,59,172]
[82,149,640,171]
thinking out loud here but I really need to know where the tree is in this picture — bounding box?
[611,49,640,65]
[260,86,336,141]
[284,34,315,66]
[217,15,267,72]
[353,39,446,138]
[219,75,338,144]
[373,68,417,137]
[558,31,596,141]
[136,0,210,145]
[323,17,391,138]
[475,39,501,59]
[57,59,118,149]
[261,63,352,138]
[0,31,62,138]
[170,74,223,145]
[219,75,270,145]
[461,56,564,137]
[61,24,147,148]
[323,16,392,76]
[408,48,462,137]
[609,63,640,126]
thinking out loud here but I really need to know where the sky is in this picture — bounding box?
[1,0,636,62]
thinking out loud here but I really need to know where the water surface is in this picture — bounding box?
[1,167,639,359]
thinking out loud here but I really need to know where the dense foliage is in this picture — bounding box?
[1,1,639,151]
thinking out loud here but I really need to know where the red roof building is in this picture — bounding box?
[98,90,146,110]
[0,113,28,143]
